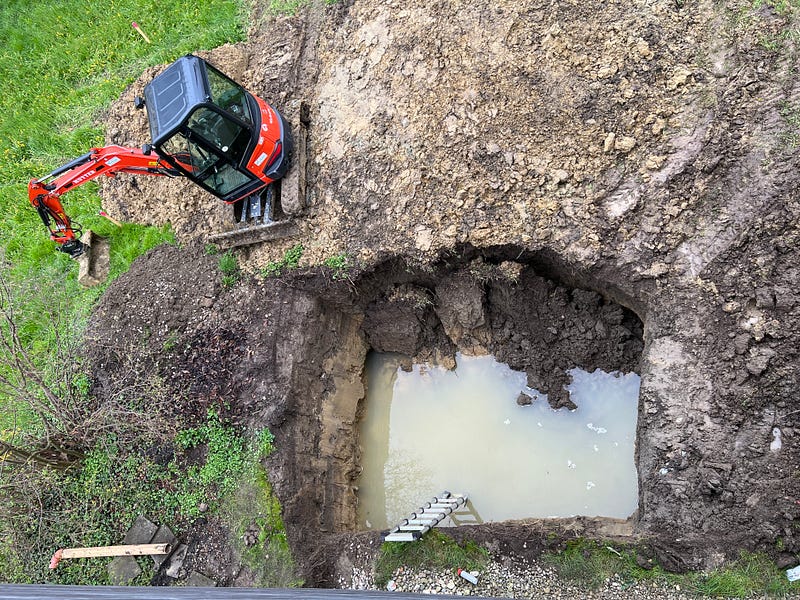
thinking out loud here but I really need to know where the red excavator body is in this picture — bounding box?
[28,54,292,258]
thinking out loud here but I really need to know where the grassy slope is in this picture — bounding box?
[0,0,246,430]
[0,3,303,586]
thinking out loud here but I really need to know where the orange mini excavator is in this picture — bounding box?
[28,54,301,259]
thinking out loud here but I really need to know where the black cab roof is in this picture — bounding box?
[143,55,209,145]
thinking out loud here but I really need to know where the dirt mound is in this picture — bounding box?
[88,0,800,585]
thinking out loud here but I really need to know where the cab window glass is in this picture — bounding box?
[158,130,253,197]
[160,130,215,175]
[206,66,252,125]
[187,107,250,162]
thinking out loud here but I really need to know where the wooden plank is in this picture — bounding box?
[62,543,171,559]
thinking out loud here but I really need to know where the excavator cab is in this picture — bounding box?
[142,55,292,204]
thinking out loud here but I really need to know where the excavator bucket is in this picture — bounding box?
[207,103,309,250]
[76,230,110,287]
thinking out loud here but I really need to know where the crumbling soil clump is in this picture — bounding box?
[87,0,800,587]
[359,254,643,409]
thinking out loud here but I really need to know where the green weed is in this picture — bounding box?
[261,243,304,278]
[324,252,350,279]
[218,250,240,287]
[175,410,278,518]
[375,530,488,587]
[257,427,276,458]
[162,330,180,352]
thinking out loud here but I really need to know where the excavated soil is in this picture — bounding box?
[86,0,800,587]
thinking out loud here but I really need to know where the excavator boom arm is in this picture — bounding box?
[28,145,183,257]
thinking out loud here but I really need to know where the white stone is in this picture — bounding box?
[771,427,782,452]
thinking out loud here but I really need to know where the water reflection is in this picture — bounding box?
[357,352,640,530]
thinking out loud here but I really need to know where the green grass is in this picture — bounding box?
[779,99,800,149]
[693,552,800,597]
[752,0,800,15]
[218,250,241,287]
[731,0,800,52]
[544,539,671,590]
[267,0,338,15]
[543,539,800,597]
[0,0,246,429]
[375,530,488,587]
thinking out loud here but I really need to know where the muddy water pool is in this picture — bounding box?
[356,353,640,530]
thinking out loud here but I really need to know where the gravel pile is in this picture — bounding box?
[374,559,694,599]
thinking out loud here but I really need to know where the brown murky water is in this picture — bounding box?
[357,353,640,530]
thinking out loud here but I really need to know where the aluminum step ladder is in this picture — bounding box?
[384,492,468,542]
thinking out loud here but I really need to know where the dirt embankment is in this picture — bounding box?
[88,0,800,586]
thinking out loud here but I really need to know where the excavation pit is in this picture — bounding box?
[85,245,653,584]
[349,254,646,533]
